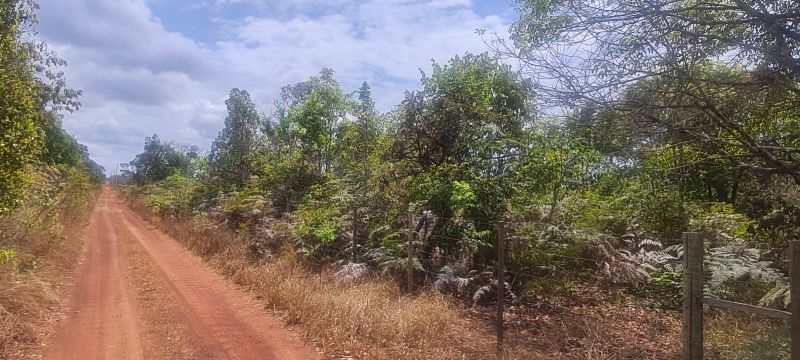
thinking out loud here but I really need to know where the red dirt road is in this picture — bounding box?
[43,188,318,360]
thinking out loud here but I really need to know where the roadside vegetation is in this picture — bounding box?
[120,1,800,357]
[0,1,103,357]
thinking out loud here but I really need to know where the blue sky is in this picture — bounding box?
[36,0,517,174]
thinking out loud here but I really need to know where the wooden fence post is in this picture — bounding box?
[790,241,800,360]
[351,208,358,262]
[683,232,704,360]
[496,221,506,356]
[407,211,414,293]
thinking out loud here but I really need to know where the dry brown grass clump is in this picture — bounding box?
[705,310,785,359]
[138,210,504,360]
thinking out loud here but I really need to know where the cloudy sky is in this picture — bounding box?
[37,0,517,173]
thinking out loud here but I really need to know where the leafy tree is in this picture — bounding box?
[0,0,43,213]
[286,69,351,174]
[390,53,532,252]
[260,70,354,212]
[131,134,190,185]
[515,129,601,222]
[335,82,381,187]
[209,88,264,189]
[0,0,90,213]
[499,0,800,185]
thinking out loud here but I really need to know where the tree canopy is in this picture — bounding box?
[0,0,99,214]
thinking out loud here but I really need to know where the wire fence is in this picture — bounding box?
[386,213,799,357]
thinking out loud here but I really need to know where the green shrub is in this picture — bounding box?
[144,173,196,216]
[294,179,347,256]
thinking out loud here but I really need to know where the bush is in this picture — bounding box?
[294,179,347,257]
[143,173,196,216]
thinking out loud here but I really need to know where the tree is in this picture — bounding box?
[0,0,88,213]
[285,69,351,174]
[131,134,190,185]
[515,129,601,222]
[209,88,264,189]
[498,0,800,185]
[259,70,356,212]
[0,0,44,213]
[389,53,532,252]
[391,53,531,175]
[335,81,380,185]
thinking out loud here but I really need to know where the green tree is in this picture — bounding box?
[390,53,532,251]
[335,82,381,186]
[286,69,351,174]
[0,0,43,213]
[0,0,89,213]
[209,88,264,189]
[500,0,800,185]
[131,134,190,185]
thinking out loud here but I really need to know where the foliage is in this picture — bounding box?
[390,53,532,256]
[142,173,196,216]
[102,1,800,356]
[0,249,16,269]
[209,88,264,189]
[220,187,270,230]
[503,0,800,184]
[0,0,43,214]
[0,0,91,214]
[689,203,755,245]
[759,284,791,310]
[294,179,347,256]
[0,163,99,357]
[131,134,191,185]
[704,245,784,300]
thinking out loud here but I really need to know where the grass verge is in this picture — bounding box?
[0,167,99,358]
[125,198,515,360]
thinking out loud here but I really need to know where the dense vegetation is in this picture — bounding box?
[128,0,800,309]
[123,0,798,357]
[0,0,103,213]
[0,1,102,355]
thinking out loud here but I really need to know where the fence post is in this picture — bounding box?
[351,208,358,262]
[496,220,506,356]
[791,241,800,360]
[407,211,414,293]
[683,232,704,360]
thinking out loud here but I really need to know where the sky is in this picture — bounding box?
[36,0,518,174]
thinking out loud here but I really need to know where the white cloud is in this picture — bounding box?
[36,0,511,173]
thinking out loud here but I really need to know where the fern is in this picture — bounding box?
[591,238,674,284]
[378,256,423,273]
[704,245,784,299]
[334,262,368,283]
[660,243,786,302]
[432,266,476,294]
[759,284,790,310]
[472,280,518,307]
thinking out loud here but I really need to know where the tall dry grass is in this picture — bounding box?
[129,201,506,359]
[0,168,98,358]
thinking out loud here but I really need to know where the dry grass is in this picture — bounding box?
[126,191,797,360]
[0,169,98,358]
[126,195,700,359]
[705,310,785,359]
[129,202,508,360]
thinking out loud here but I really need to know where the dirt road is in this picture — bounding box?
[43,188,318,360]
